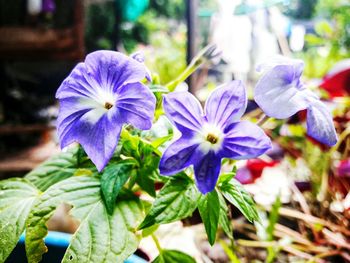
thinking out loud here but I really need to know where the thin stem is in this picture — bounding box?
[165,60,201,92]
[331,125,350,153]
[317,170,329,202]
[151,234,163,253]
[257,114,270,127]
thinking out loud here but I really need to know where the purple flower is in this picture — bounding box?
[159,81,271,194]
[254,56,338,146]
[42,0,55,13]
[337,160,350,177]
[56,50,156,171]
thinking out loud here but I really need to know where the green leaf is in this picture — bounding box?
[219,178,259,223]
[218,171,236,185]
[198,191,220,245]
[266,195,281,241]
[218,191,232,239]
[121,129,164,195]
[152,250,196,263]
[305,34,325,45]
[25,146,81,191]
[100,161,135,215]
[219,240,240,263]
[151,135,173,149]
[315,20,333,36]
[136,173,156,197]
[0,178,39,262]
[25,176,143,263]
[139,175,200,229]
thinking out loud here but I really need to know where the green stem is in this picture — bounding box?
[151,234,163,253]
[165,44,218,92]
[317,170,329,202]
[317,126,350,201]
[331,126,350,154]
[165,59,202,92]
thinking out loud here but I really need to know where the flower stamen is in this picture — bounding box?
[104,102,113,110]
[206,133,218,144]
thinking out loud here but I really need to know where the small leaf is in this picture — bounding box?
[266,195,281,241]
[151,135,173,149]
[139,175,200,229]
[0,178,39,262]
[198,190,220,245]
[25,146,82,191]
[152,250,196,263]
[218,171,236,185]
[218,191,232,239]
[100,161,135,215]
[136,173,156,197]
[25,176,143,263]
[219,178,259,223]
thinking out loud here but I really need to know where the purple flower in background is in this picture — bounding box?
[337,160,350,177]
[159,81,271,194]
[56,50,156,171]
[254,56,338,146]
[42,0,55,13]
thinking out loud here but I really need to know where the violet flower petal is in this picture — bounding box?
[254,64,312,119]
[306,100,338,146]
[116,82,155,130]
[221,121,272,159]
[163,92,205,133]
[256,55,304,74]
[204,80,247,128]
[58,99,122,171]
[85,50,147,93]
[194,151,221,194]
[159,133,201,175]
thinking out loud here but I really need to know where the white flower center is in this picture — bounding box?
[194,123,224,154]
[96,89,115,109]
[78,89,116,124]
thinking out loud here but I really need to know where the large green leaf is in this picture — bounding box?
[25,176,143,263]
[25,146,81,191]
[139,175,200,229]
[100,161,135,215]
[198,191,220,245]
[219,178,259,223]
[0,178,39,262]
[152,250,196,263]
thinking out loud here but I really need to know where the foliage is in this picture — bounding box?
[1,31,342,263]
[300,1,350,78]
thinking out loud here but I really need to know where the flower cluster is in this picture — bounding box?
[56,51,338,194]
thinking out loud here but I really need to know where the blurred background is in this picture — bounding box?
[1,1,350,261]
